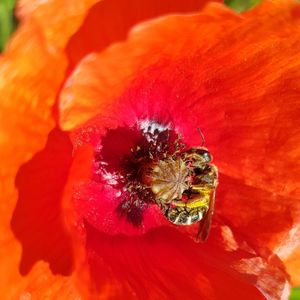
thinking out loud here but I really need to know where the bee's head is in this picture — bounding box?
[187,147,212,163]
[198,148,212,163]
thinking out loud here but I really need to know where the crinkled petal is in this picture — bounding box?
[217,174,298,265]
[16,0,99,49]
[66,0,223,69]
[68,178,282,300]
[0,0,100,297]
[275,225,300,286]
[2,0,226,296]
[60,4,239,130]
[0,22,67,297]
[63,150,290,300]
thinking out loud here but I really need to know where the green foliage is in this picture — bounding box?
[0,0,16,51]
[290,287,300,300]
[225,0,261,12]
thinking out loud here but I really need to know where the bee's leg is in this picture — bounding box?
[195,214,210,242]
[195,222,203,243]
[184,193,210,210]
[193,166,218,188]
[185,152,203,162]
[174,133,183,154]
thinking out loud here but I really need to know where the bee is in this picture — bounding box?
[143,130,218,241]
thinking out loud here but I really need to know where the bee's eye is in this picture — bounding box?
[194,149,211,162]
[202,151,211,162]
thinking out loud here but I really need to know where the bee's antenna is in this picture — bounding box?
[197,128,205,147]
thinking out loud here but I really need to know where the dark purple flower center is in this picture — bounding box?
[93,120,217,241]
[94,121,182,225]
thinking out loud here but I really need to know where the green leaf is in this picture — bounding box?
[225,0,261,12]
[0,0,16,52]
[290,287,300,300]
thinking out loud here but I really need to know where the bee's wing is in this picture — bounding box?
[196,189,216,241]
[196,164,218,241]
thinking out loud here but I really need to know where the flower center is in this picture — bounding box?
[148,157,190,202]
[96,121,218,239]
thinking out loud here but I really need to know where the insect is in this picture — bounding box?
[143,130,218,241]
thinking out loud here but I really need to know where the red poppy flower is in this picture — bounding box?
[1,0,300,299]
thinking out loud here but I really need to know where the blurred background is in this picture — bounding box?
[0,0,299,299]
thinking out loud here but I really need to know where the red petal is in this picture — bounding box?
[59,0,300,285]
[82,223,287,299]
[217,174,297,260]
[66,0,223,69]
[64,150,290,297]
[0,0,98,296]
[1,0,227,296]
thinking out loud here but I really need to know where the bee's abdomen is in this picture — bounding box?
[162,205,207,226]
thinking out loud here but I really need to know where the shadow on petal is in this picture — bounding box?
[66,0,212,70]
[84,222,269,299]
[11,127,74,276]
